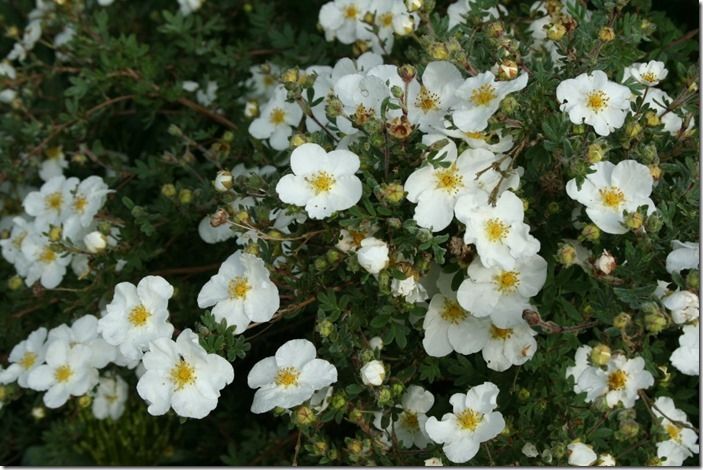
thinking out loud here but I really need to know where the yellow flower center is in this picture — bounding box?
[490,324,513,340]
[46,146,63,160]
[484,218,510,243]
[470,84,496,106]
[54,365,73,383]
[435,166,464,193]
[307,171,336,195]
[263,75,276,86]
[456,409,483,431]
[12,233,27,249]
[599,187,625,208]
[45,192,63,211]
[666,424,682,443]
[641,72,657,83]
[344,4,358,19]
[269,107,286,125]
[440,299,467,324]
[494,270,519,293]
[170,359,196,390]
[105,394,118,404]
[415,86,440,112]
[19,351,37,369]
[586,90,609,113]
[350,230,366,247]
[379,12,394,27]
[400,411,420,431]
[73,195,88,214]
[353,104,374,125]
[128,304,151,327]
[464,131,486,140]
[607,370,628,391]
[275,366,300,388]
[39,248,57,264]
[228,277,251,300]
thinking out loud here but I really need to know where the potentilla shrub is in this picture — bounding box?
[0,0,699,466]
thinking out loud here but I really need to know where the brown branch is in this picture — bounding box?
[176,97,238,130]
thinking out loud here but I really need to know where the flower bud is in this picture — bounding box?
[644,311,668,333]
[391,383,404,397]
[314,257,328,271]
[590,344,611,366]
[331,393,347,410]
[243,99,259,118]
[178,188,193,204]
[369,336,383,351]
[686,270,699,291]
[518,388,530,401]
[214,170,233,192]
[644,111,660,127]
[551,442,566,459]
[360,359,385,386]
[595,250,616,275]
[48,226,62,242]
[8,275,23,290]
[167,124,182,136]
[31,406,46,420]
[586,143,605,163]
[487,21,504,37]
[500,96,519,113]
[428,41,449,60]
[161,183,177,198]
[378,182,405,205]
[84,231,107,254]
[352,39,372,56]
[281,68,299,84]
[498,60,519,80]
[625,121,642,138]
[289,133,307,148]
[78,395,92,408]
[597,454,616,466]
[581,224,601,241]
[648,164,662,181]
[294,405,316,426]
[619,419,640,439]
[397,64,417,83]
[613,312,631,329]
[557,243,578,266]
[377,387,393,405]
[572,124,586,135]
[348,408,364,423]
[325,249,342,264]
[317,319,334,338]
[325,95,344,118]
[598,26,615,42]
[623,211,644,230]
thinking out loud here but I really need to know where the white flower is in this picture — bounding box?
[245,63,281,101]
[22,175,78,230]
[318,0,369,44]
[455,190,540,270]
[566,345,593,394]
[39,147,68,182]
[214,170,233,192]
[457,255,547,327]
[92,374,128,420]
[447,0,505,29]
[391,275,429,303]
[26,339,99,408]
[452,72,528,132]
[0,327,47,387]
[425,382,505,463]
[640,88,688,135]
[137,329,234,419]
[666,240,699,275]
[670,324,699,376]
[248,86,303,150]
[574,353,653,408]
[333,72,389,135]
[522,442,539,458]
[84,231,107,253]
[478,318,538,372]
[662,290,699,325]
[623,60,668,86]
[62,176,112,243]
[178,0,204,15]
[1,217,33,277]
[653,396,700,466]
[393,385,435,448]
[556,70,632,136]
[248,339,337,413]
[566,160,655,234]
[406,61,463,131]
[594,249,617,275]
[48,314,116,369]
[196,80,218,107]
[360,359,385,386]
[276,143,362,219]
[197,251,279,333]
[357,237,389,274]
[422,291,489,358]
[424,457,443,466]
[567,442,597,466]
[98,276,175,362]
[21,229,72,289]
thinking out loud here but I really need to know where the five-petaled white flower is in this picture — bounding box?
[62,176,112,242]
[276,143,362,219]
[457,255,547,327]
[425,382,505,463]
[406,61,464,132]
[394,385,435,448]
[566,160,655,234]
[98,276,175,362]
[26,339,99,408]
[319,0,369,44]
[573,353,653,408]
[137,329,234,419]
[197,251,280,334]
[623,60,668,86]
[0,327,48,387]
[21,229,72,289]
[22,175,78,230]
[422,289,488,358]
[92,374,128,420]
[556,70,632,136]
[248,86,303,150]
[452,72,528,132]
[455,189,540,270]
[670,324,699,377]
[247,339,337,413]
[567,442,598,466]
[653,396,700,466]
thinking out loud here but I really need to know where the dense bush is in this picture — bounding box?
[0,0,699,466]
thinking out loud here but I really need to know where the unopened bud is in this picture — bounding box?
[48,226,62,242]
[645,111,660,127]
[586,143,605,163]
[623,211,644,230]
[547,23,566,41]
[557,243,578,267]
[487,21,504,37]
[281,68,299,84]
[398,64,417,83]
[214,170,233,192]
[648,164,662,181]
[406,0,423,12]
[161,184,177,198]
[244,100,259,118]
[613,312,631,329]
[619,419,640,439]
[498,60,519,80]
[290,133,307,148]
[8,275,23,290]
[294,405,316,426]
[598,26,615,42]
[84,231,107,254]
[590,344,612,366]
[595,250,617,275]
[78,395,92,408]
[644,311,668,333]
[317,319,334,338]
[178,188,193,204]
[581,224,601,241]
